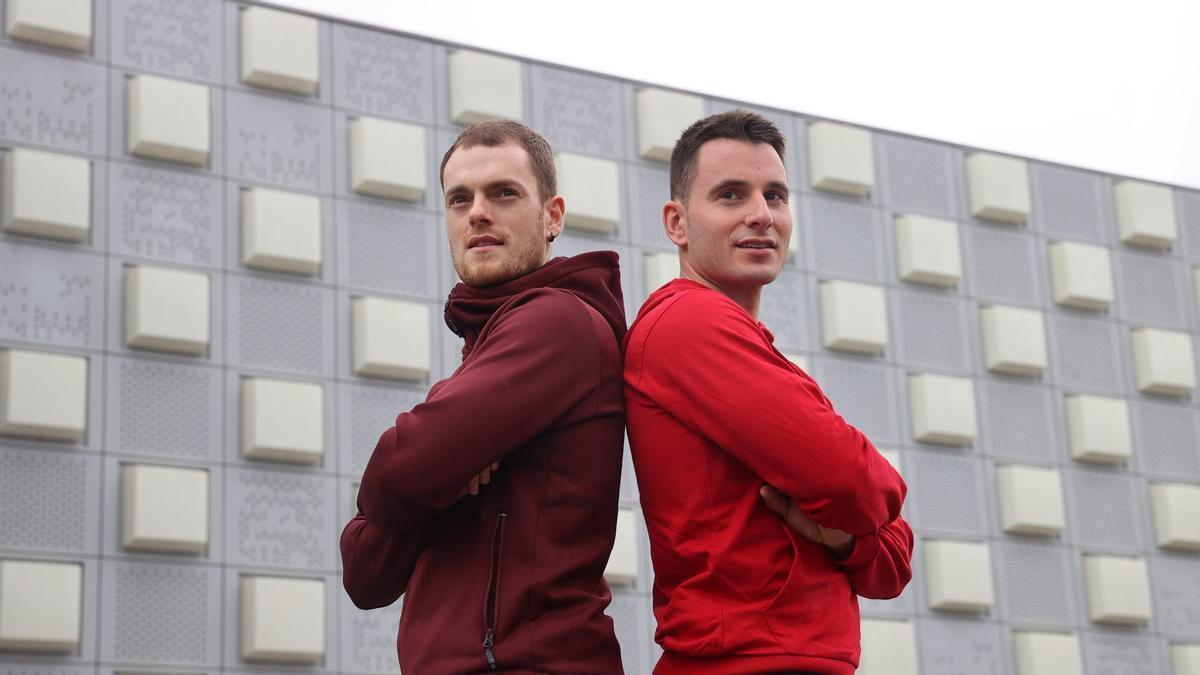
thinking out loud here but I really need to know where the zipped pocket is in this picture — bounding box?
[482,512,507,670]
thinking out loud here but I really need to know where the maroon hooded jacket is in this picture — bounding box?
[341,251,627,674]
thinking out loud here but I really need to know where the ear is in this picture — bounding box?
[545,195,565,240]
[663,199,688,248]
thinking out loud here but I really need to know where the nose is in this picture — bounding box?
[467,193,491,227]
[745,192,773,230]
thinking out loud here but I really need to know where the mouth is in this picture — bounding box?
[735,239,777,250]
[468,235,503,250]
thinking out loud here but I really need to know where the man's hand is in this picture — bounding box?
[759,485,855,560]
[458,462,501,499]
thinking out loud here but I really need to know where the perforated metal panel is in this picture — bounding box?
[907,451,989,536]
[995,540,1076,626]
[878,134,960,218]
[893,288,973,372]
[531,66,624,159]
[109,0,222,82]
[108,164,223,267]
[229,275,333,376]
[1030,163,1112,243]
[0,446,98,553]
[804,195,887,282]
[225,467,336,571]
[332,24,433,124]
[100,561,220,666]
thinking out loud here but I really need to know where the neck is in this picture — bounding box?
[678,265,763,319]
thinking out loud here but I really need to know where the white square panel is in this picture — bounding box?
[352,296,430,381]
[923,539,994,613]
[121,464,208,554]
[0,349,87,442]
[1048,241,1114,311]
[349,116,426,202]
[448,50,523,125]
[2,147,91,242]
[242,187,322,275]
[0,559,82,652]
[1013,631,1084,675]
[240,6,319,95]
[556,152,620,234]
[1114,180,1177,250]
[980,305,1047,376]
[604,508,638,587]
[1083,555,1152,626]
[127,74,211,166]
[819,280,888,355]
[1131,328,1196,397]
[1150,482,1200,551]
[859,619,918,675]
[643,252,677,297]
[1173,644,1200,675]
[240,576,324,663]
[966,152,1031,224]
[4,0,91,52]
[635,88,704,163]
[995,464,1065,536]
[894,214,961,287]
[124,265,210,355]
[807,121,874,197]
[242,377,324,464]
[908,373,977,446]
[1065,394,1132,464]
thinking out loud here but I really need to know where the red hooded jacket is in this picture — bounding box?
[341,252,627,674]
[624,279,913,675]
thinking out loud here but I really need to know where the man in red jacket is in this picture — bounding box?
[624,110,914,674]
[341,120,626,674]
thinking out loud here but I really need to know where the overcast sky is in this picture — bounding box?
[274,0,1200,190]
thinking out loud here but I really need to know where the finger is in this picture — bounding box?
[758,485,788,516]
[468,476,480,495]
[479,468,492,485]
[492,462,499,471]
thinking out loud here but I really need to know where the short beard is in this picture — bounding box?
[455,212,548,288]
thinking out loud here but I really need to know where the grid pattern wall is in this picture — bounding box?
[1,1,1199,674]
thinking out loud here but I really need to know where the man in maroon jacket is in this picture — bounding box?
[341,120,626,674]
[624,111,914,674]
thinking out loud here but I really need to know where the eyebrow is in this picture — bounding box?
[708,178,791,196]
[444,179,526,198]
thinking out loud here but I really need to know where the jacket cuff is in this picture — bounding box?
[836,531,880,571]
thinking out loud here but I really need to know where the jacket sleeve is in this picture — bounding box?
[339,509,443,609]
[627,293,905,535]
[836,514,915,600]
[357,290,615,528]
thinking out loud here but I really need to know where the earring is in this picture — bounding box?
[547,232,557,242]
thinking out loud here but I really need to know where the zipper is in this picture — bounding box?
[483,512,507,670]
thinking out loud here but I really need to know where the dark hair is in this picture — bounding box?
[669,110,786,201]
[439,120,557,202]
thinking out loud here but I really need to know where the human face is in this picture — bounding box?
[442,143,564,287]
[664,139,791,317]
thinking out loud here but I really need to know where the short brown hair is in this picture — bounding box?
[439,120,557,202]
[669,110,787,201]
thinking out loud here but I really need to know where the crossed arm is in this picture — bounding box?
[627,292,913,598]
[341,291,608,609]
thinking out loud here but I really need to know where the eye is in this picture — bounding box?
[447,194,468,206]
[765,190,787,202]
[719,189,738,200]
[499,187,519,198]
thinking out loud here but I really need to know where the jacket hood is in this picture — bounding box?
[445,251,626,353]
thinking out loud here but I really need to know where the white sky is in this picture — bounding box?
[274,0,1200,190]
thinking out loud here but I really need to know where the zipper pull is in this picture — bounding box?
[483,629,497,670]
